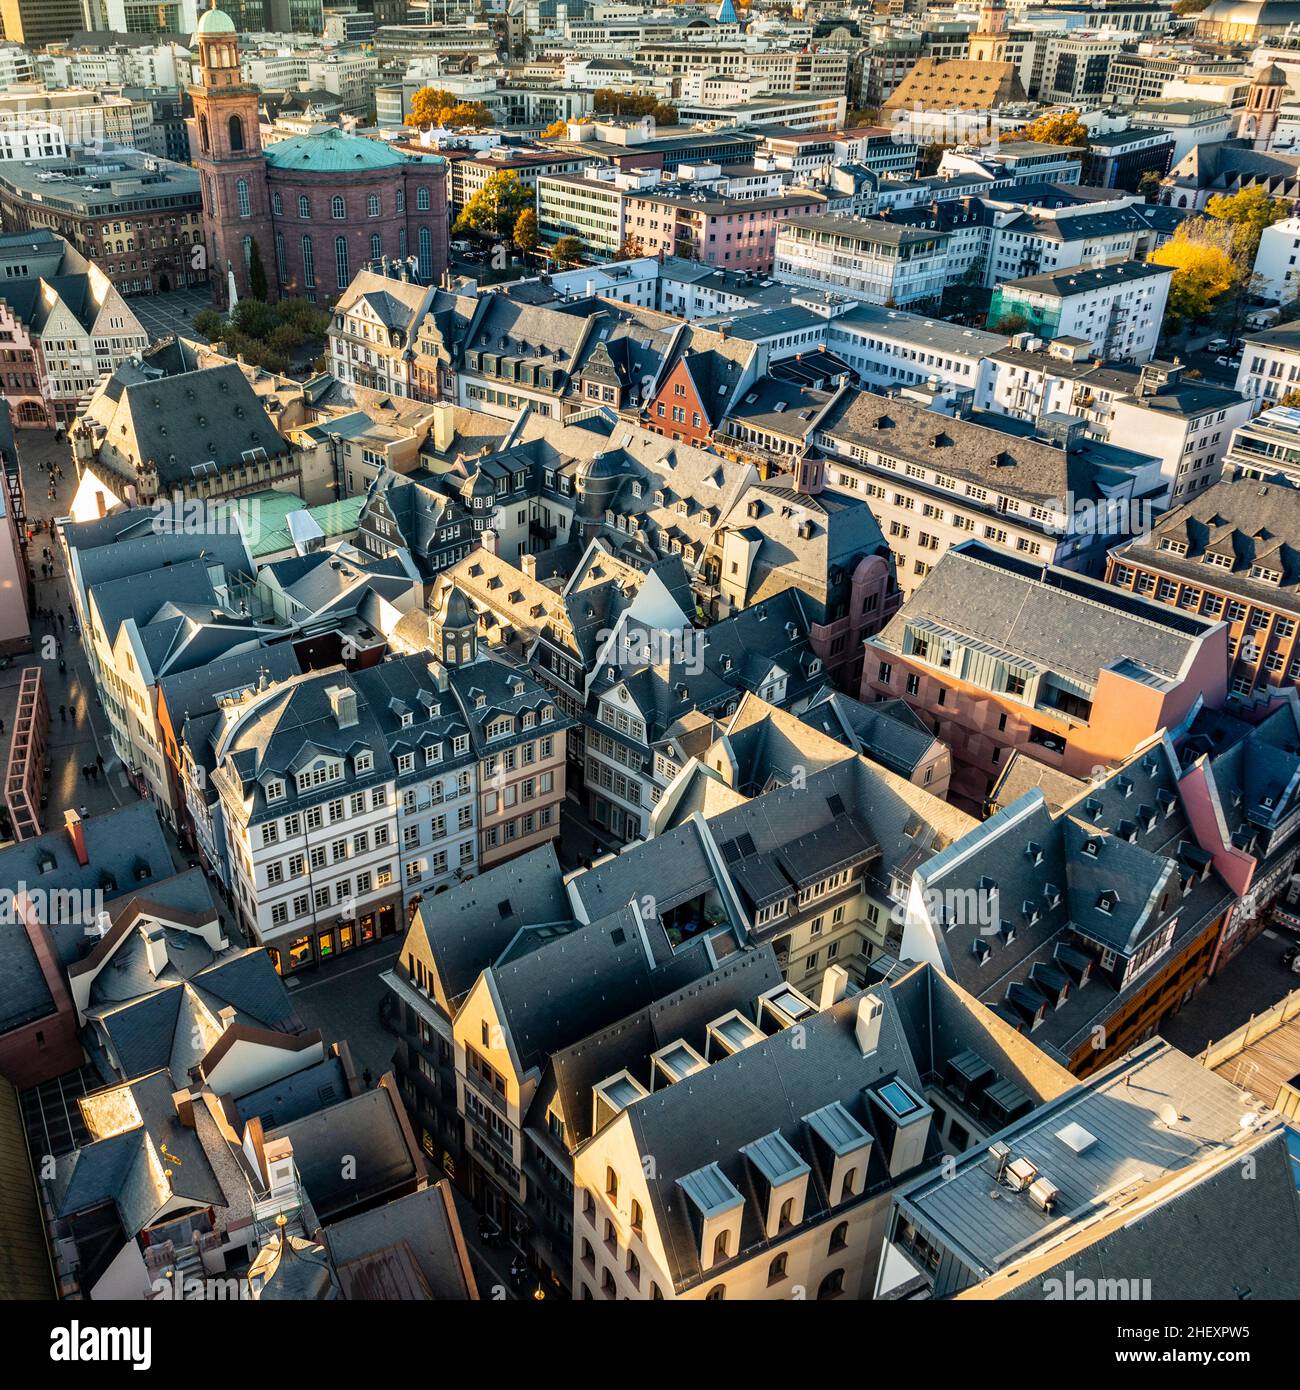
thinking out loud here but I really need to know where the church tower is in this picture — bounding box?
[1243,64,1286,152]
[968,0,1010,64]
[188,2,278,308]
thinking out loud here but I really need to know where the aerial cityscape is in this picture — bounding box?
[0,0,1298,1338]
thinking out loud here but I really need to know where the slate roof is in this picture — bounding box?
[87,942,299,1090]
[910,733,1235,1058]
[0,804,175,1033]
[325,1182,477,1300]
[798,690,940,780]
[267,1083,421,1222]
[402,842,571,1011]
[622,985,935,1290]
[538,946,785,1151]
[875,540,1217,688]
[487,905,718,1077]
[81,356,289,486]
[1111,475,1300,617]
[53,1069,227,1235]
[816,387,1150,509]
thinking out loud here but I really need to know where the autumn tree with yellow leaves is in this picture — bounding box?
[1149,219,1239,327]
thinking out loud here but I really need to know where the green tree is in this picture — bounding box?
[193,308,224,340]
[514,208,539,254]
[552,235,586,268]
[1205,185,1290,263]
[453,170,532,241]
[592,88,676,126]
[248,237,269,301]
[1137,169,1164,202]
[992,311,1031,335]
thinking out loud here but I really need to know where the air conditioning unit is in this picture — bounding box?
[1028,1176,1059,1212]
[1004,1156,1038,1192]
[988,1140,1012,1181]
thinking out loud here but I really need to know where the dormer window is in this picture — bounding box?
[266,779,285,801]
[397,753,414,774]
[401,712,414,728]
[356,752,373,774]
[426,744,442,765]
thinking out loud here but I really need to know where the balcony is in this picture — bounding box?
[462,1063,508,1115]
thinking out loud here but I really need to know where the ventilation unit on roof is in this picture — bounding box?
[1028,1176,1059,1212]
[988,1140,1012,1181]
[1004,1156,1039,1192]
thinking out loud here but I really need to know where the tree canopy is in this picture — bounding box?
[1149,219,1238,326]
[552,235,586,268]
[513,207,539,254]
[405,87,492,129]
[1204,185,1291,262]
[538,119,569,139]
[453,170,533,240]
[592,88,676,126]
[1005,110,1089,147]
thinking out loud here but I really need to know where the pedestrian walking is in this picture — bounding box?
[58,658,66,675]
[363,1067,373,1089]
[58,704,66,723]
[95,753,104,773]
[81,765,89,782]
[57,613,64,631]
[68,603,75,620]
[79,805,87,818]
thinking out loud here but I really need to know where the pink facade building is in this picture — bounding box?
[622,187,826,275]
[862,541,1229,812]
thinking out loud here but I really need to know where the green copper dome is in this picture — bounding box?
[263,128,412,172]
[196,5,236,34]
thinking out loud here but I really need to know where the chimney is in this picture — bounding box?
[326,684,358,729]
[520,554,537,580]
[64,808,88,867]
[426,659,449,692]
[142,923,169,977]
[431,400,456,453]
[481,527,498,557]
[819,963,849,1010]
[172,1090,195,1129]
[218,1005,237,1029]
[855,992,883,1056]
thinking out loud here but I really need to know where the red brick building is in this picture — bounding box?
[189,7,449,309]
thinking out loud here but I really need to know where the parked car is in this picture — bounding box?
[1215,355,1231,367]
[1207,336,1230,351]
[1283,943,1300,973]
